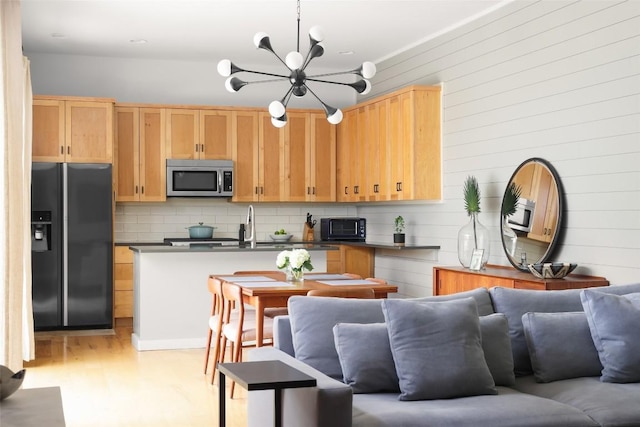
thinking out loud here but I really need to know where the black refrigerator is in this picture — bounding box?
[31,163,113,330]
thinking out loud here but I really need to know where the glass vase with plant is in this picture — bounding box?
[276,248,313,282]
[457,176,490,268]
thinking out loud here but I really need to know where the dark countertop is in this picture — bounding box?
[117,240,439,250]
[129,243,340,254]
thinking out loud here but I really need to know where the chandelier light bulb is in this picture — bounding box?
[361,80,372,95]
[327,109,343,125]
[361,62,377,79]
[253,32,269,49]
[271,116,288,128]
[268,100,286,118]
[217,59,232,77]
[224,77,241,92]
[285,51,304,70]
[309,25,324,43]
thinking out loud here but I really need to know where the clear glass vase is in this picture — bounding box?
[457,212,490,269]
[286,268,304,282]
[501,215,518,259]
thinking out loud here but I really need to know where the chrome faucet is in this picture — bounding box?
[245,205,256,248]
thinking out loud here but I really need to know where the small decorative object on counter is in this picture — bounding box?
[186,222,215,239]
[393,215,405,245]
[0,365,26,401]
[304,212,317,241]
[276,249,313,282]
[458,176,490,269]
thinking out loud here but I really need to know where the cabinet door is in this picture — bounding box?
[388,93,406,200]
[355,106,368,201]
[139,108,166,202]
[33,99,65,162]
[435,269,514,295]
[365,101,390,201]
[285,112,310,202]
[65,101,113,163]
[336,110,354,202]
[309,113,336,202]
[200,110,232,159]
[166,109,199,159]
[342,246,375,278]
[115,107,140,201]
[232,111,259,202]
[411,88,441,200]
[259,112,285,202]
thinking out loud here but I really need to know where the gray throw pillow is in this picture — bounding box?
[581,290,640,383]
[333,323,399,393]
[288,296,386,379]
[522,311,602,383]
[480,314,515,386]
[382,297,497,401]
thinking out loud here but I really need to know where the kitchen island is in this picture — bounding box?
[129,243,335,351]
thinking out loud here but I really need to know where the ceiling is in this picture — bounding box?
[21,0,507,73]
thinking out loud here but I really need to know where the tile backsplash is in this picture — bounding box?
[115,198,357,243]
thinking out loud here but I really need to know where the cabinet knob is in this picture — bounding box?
[307,186,311,195]
[313,187,316,195]
[141,186,145,195]
[344,186,348,195]
[67,146,70,155]
[195,144,199,152]
[135,185,138,194]
[201,144,204,152]
[60,146,64,155]
[373,184,379,193]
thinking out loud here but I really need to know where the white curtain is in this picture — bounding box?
[1,0,35,370]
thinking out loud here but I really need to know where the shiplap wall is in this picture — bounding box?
[359,0,640,295]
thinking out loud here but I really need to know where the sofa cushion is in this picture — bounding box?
[352,386,599,427]
[581,290,640,383]
[382,297,497,400]
[489,283,640,376]
[333,322,399,393]
[480,313,515,386]
[514,375,640,427]
[287,287,496,380]
[522,311,601,382]
[288,296,385,380]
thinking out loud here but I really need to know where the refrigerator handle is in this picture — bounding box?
[63,163,69,326]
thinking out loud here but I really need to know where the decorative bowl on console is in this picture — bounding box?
[527,262,577,279]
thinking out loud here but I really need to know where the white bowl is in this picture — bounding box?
[269,234,293,242]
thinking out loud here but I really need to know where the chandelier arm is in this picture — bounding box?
[305,77,357,87]
[304,84,332,111]
[306,69,360,79]
[238,69,291,80]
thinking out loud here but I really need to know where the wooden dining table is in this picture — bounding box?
[209,272,398,347]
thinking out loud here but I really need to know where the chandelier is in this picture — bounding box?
[216,0,376,127]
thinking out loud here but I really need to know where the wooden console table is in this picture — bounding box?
[434,264,609,295]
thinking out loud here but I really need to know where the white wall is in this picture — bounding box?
[27,0,640,296]
[360,0,640,293]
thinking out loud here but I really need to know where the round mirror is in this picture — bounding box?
[500,158,564,271]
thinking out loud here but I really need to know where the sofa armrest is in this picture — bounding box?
[248,347,353,427]
[273,315,295,357]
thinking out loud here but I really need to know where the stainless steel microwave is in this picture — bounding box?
[320,217,366,241]
[508,197,536,232]
[166,159,233,197]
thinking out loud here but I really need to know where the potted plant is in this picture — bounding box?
[457,176,490,268]
[393,215,405,245]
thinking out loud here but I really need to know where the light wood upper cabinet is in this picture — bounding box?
[231,111,260,202]
[259,112,286,202]
[526,163,558,243]
[33,99,65,161]
[33,96,114,163]
[200,110,232,159]
[115,107,166,202]
[285,112,336,202]
[166,109,199,159]
[337,85,441,202]
[309,113,336,202]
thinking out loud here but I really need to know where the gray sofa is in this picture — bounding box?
[247,283,640,427]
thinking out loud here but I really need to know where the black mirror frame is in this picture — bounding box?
[501,157,565,271]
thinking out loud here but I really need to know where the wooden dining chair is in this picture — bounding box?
[343,272,363,279]
[220,281,274,397]
[306,288,376,299]
[365,277,388,285]
[232,270,289,318]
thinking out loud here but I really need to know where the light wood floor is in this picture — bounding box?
[23,319,247,427]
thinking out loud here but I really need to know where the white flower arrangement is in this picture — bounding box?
[276,248,314,273]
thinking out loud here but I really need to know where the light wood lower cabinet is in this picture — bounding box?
[114,246,134,318]
[433,265,609,296]
[325,245,375,278]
